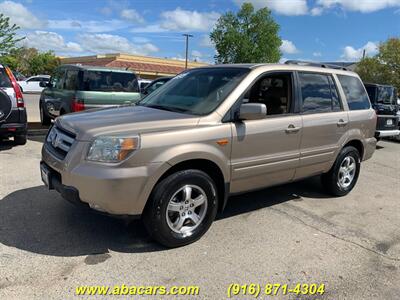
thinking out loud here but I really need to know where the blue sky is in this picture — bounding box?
[0,0,399,63]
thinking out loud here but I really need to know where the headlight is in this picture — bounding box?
[87,135,140,163]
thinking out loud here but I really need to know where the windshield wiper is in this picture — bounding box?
[145,104,189,114]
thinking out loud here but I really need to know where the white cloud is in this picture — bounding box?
[199,34,213,47]
[120,9,144,23]
[315,0,400,13]
[280,40,299,54]
[313,52,322,57]
[131,8,219,33]
[77,33,159,55]
[21,31,83,53]
[160,8,220,31]
[341,41,378,61]
[310,7,324,15]
[48,19,128,33]
[0,0,45,28]
[233,0,308,15]
[191,50,203,58]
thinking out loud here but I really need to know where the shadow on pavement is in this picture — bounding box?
[0,177,329,257]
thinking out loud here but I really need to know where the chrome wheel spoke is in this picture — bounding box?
[167,202,182,212]
[338,156,356,189]
[183,186,192,201]
[189,213,201,225]
[173,216,186,230]
[192,195,205,208]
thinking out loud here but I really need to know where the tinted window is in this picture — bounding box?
[299,73,341,113]
[64,70,79,90]
[338,75,371,110]
[138,68,249,116]
[365,86,376,103]
[0,68,12,87]
[377,86,395,104]
[82,71,138,92]
[28,77,47,82]
[50,68,65,89]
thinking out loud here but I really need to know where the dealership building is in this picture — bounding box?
[60,53,208,80]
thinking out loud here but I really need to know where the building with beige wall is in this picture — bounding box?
[60,53,209,79]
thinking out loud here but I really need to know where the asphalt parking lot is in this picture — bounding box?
[0,136,399,299]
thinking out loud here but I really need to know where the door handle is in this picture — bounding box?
[337,119,348,127]
[285,124,301,134]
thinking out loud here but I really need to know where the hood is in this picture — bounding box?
[56,105,200,141]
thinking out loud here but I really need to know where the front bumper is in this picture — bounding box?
[375,130,400,138]
[41,142,168,216]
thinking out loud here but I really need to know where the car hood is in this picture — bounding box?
[56,105,200,141]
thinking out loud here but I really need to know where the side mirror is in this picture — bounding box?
[39,81,48,88]
[238,103,267,120]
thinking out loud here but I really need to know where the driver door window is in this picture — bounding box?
[242,72,293,116]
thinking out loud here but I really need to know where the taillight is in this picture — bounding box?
[5,67,24,107]
[71,97,85,112]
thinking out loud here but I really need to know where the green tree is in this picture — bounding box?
[356,38,400,91]
[210,3,281,64]
[0,47,60,76]
[0,13,24,55]
[28,51,60,75]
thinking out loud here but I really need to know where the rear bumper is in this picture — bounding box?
[0,108,27,137]
[375,130,400,138]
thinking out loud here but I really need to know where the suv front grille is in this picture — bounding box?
[46,125,76,160]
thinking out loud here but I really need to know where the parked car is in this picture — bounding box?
[364,83,399,140]
[141,76,172,97]
[138,78,151,92]
[40,63,377,247]
[39,65,141,125]
[0,64,27,145]
[18,75,50,93]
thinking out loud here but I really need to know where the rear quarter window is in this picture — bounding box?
[337,75,371,110]
[0,68,12,87]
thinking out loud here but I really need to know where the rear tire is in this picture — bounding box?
[40,103,51,126]
[14,134,27,145]
[321,146,361,196]
[143,169,218,248]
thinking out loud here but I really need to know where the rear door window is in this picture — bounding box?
[298,72,342,113]
[64,70,79,90]
[337,75,371,110]
[82,71,139,92]
[0,68,12,87]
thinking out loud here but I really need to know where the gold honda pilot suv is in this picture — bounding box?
[41,63,377,247]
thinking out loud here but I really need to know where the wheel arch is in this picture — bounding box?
[143,158,229,214]
[343,139,364,160]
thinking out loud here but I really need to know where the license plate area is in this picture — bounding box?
[40,163,53,189]
[386,119,393,126]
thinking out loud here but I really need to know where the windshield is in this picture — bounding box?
[82,71,139,92]
[377,86,396,104]
[138,68,249,115]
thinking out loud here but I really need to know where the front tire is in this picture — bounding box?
[143,169,218,248]
[40,103,51,126]
[321,146,361,196]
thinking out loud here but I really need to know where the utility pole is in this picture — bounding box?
[183,33,193,69]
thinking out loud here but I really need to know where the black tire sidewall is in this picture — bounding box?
[144,170,218,247]
[330,146,361,196]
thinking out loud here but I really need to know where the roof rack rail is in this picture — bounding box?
[284,60,348,71]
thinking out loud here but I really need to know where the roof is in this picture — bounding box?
[61,64,134,73]
[197,63,358,75]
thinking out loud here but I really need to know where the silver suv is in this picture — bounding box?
[40,63,377,247]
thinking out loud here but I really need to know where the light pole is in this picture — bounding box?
[183,33,193,69]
